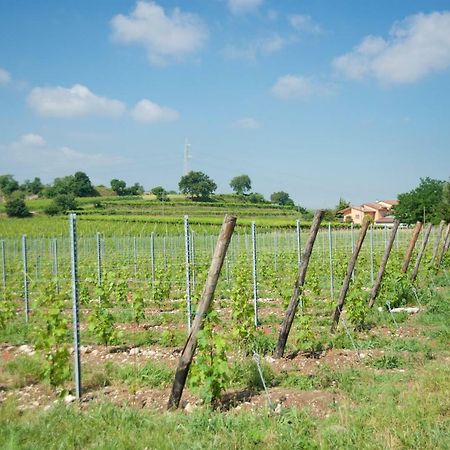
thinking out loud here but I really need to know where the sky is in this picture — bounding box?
[0,0,449,208]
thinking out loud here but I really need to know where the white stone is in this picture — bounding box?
[129,348,141,356]
[64,394,77,404]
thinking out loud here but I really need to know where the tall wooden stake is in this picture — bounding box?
[401,221,422,273]
[167,215,236,410]
[430,220,445,265]
[368,220,400,308]
[437,223,450,266]
[411,223,433,282]
[331,217,370,332]
[275,210,324,358]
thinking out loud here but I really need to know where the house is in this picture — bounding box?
[340,200,398,225]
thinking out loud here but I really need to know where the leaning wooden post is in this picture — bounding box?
[275,210,324,358]
[436,223,450,266]
[368,220,400,308]
[411,223,433,282]
[167,215,236,410]
[331,217,370,333]
[430,220,445,265]
[401,221,422,273]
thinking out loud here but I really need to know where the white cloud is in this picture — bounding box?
[333,11,450,84]
[130,99,179,123]
[6,134,125,172]
[228,0,263,15]
[19,133,46,147]
[28,84,126,118]
[111,1,208,66]
[272,75,334,99]
[224,34,285,61]
[234,117,260,129]
[289,14,322,34]
[0,68,11,85]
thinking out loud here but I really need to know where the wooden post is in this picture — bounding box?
[436,223,450,266]
[401,221,422,273]
[430,220,445,265]
[411,223,433,282]
[368,220,400,308]
[275,210,324,358]
[167,215,236,410]
[331,217,370,333]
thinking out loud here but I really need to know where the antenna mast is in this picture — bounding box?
[183,139,191,176]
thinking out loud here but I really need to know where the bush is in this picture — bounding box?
[5,194,31,218]
[45,194,78,216]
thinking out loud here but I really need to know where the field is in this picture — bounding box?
[0,208,449,449]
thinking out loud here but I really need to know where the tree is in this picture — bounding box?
[126,182,144,196]
[270,191,294,206]
[179,171,217,200]
[248,192,266,204]
[111,179,127,196]
[230,175,251,195]
[5,192,30,218]
[394,177,445,224]
[440,180,450,222]
[45,194,78,216]
[335,197,350,218]
[151,186,168,202]
[0,175,20,196]
[72,171,97,197]
[23,177,44,196]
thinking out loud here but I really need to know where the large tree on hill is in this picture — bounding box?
[151,186,168,202]
[179,171,217,200]
[0,174,20,196]
[23,177,44,196]
[270,191,294,206]
[394,177,445,224]
[230,174,251,195]
[47,172,97,198]
[111,179,127,196]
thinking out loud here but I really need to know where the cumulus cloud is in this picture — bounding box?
[111,1,208,66]
[224,33,285,61]
[271,75,334,99]
[228,0,263,15]
[27,84,126,118]
[234,117,260,129]
[289,14,322,34]
[130,99,179,123]
[5,134,125,172]
[0,67,11,85]
[333,11,450,84]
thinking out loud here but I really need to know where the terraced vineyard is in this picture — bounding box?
[0,214,449,449]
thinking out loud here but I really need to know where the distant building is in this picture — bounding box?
[340,200,398,225]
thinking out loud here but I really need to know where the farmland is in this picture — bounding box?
[0,203,449,449]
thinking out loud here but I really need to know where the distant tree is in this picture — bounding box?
[5,192,30,218]
[230,175,251,195]
[270,191,294,206]
[248,192,266,204]
[394,177,445,224]
[0,174,20,196]
[23,177,44,196]
[110,179,127,196]
[45,194,78,216]
[335,197,350,218]
[72,171,97,197]
[179,171,217,200]
[151,186,168,202]
[125,182,144,196]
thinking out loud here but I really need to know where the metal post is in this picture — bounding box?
[251,222,258,327]
[296,220,301,268]
[191,231,196,291]
[184,216,192,331]
[133,237,137,277]
[150,232,155,287]
[328,224,334,301]
[69,214,81,399]
[351,223,355,281]
[53,238,59,294]
[370,224,374,284]
[96,232,102,286]
[22,235,29,322]
[1,240,6,291]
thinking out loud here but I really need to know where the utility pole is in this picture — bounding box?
[183,139,191,176]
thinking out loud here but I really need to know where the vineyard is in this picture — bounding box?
[0,213,449,449]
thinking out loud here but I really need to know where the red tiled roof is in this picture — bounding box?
[363,202,386,211]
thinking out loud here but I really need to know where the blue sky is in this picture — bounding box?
[0,0,449,208]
